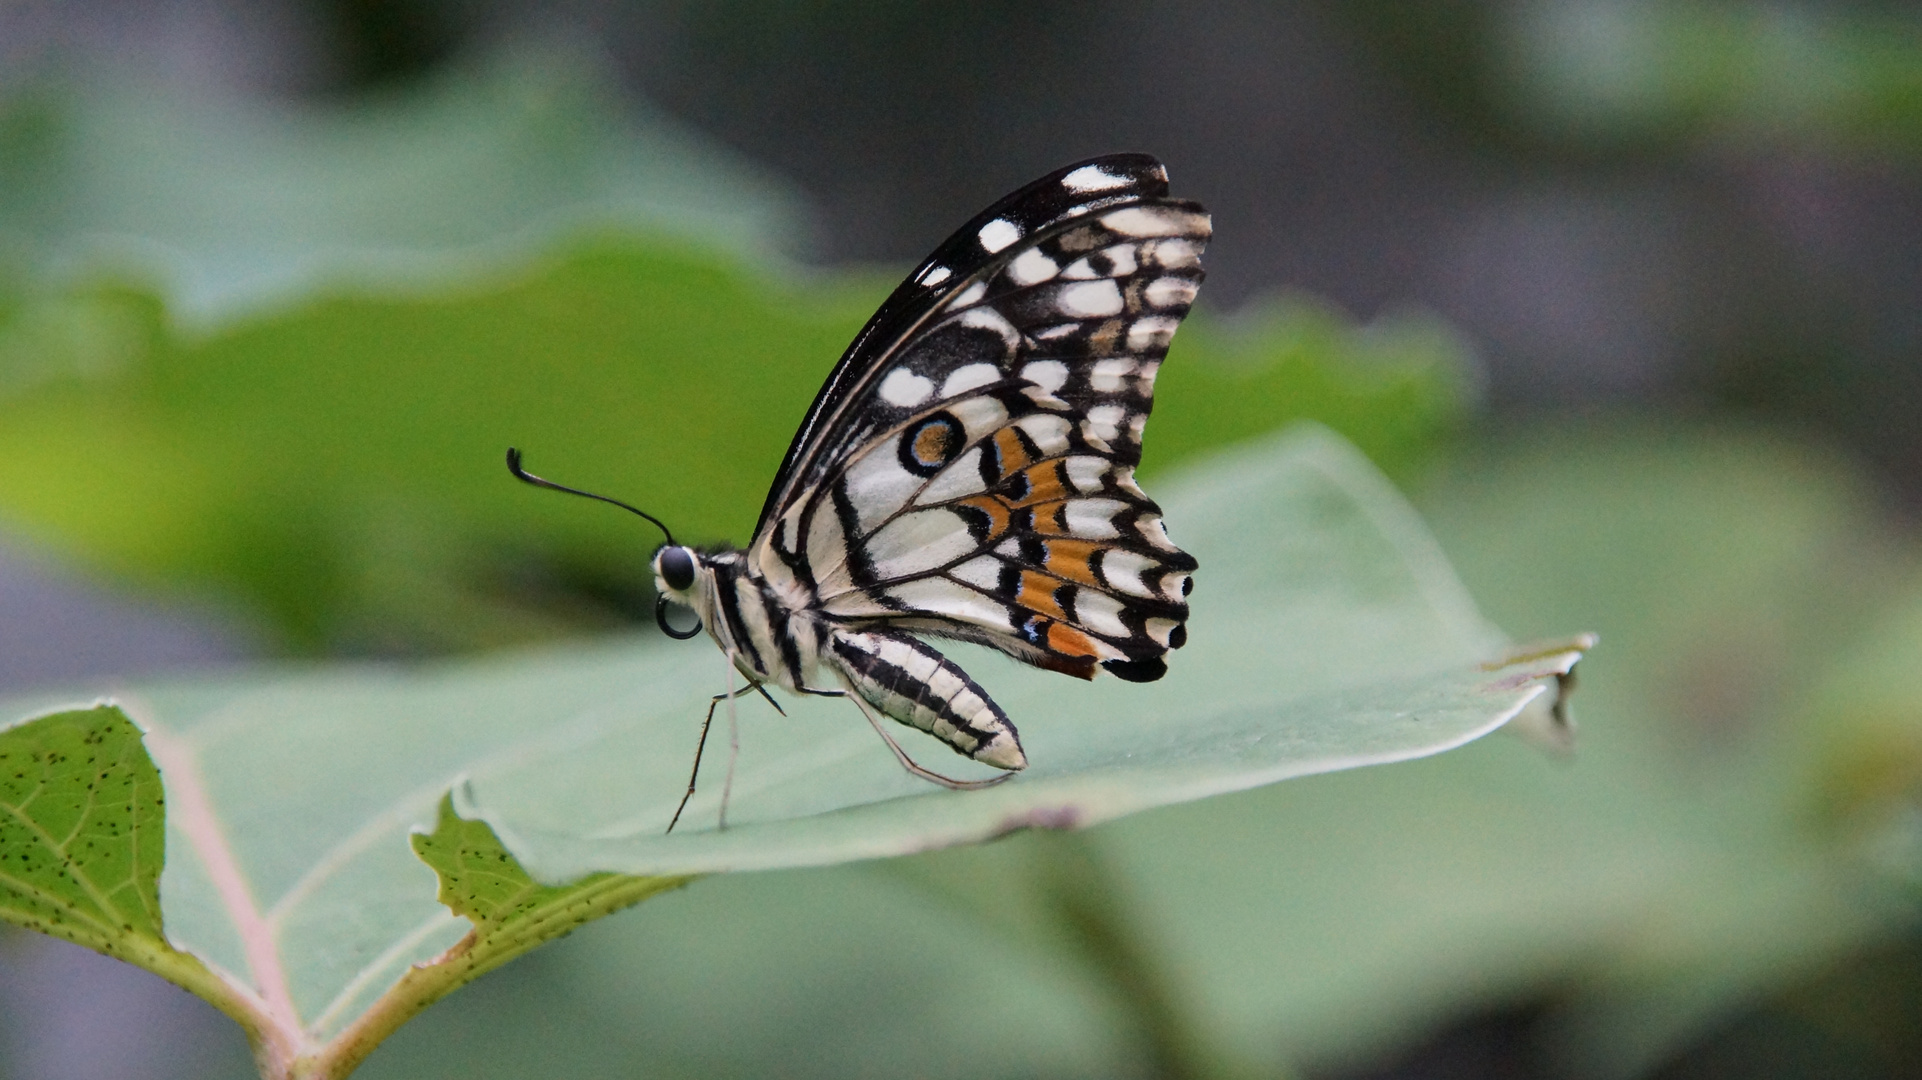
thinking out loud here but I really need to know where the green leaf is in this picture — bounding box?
[205,420,1917,1080]
[3,426,1582,1077]
[1083,421,1922,1075]
[0,705,251,1040]
[285,798,692,1080]
[410,792,691,965]
[363,421,1917,1080]
[0,704,166,947]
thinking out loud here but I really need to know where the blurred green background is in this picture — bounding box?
[1,2,1919,1078]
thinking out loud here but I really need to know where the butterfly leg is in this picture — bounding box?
[753,682,787,716]
[665,680,766,835]
[719,649,742,831]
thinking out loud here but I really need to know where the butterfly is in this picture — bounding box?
[509,153,1209,831]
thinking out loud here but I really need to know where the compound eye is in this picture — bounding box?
[658,546,697,592]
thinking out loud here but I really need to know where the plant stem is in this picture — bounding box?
[289,872,695,1079]
[1030,831,1226,1080]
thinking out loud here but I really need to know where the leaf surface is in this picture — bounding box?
[3,426,1582,1065]
[0,705,242,1036]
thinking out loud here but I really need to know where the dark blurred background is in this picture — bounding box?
[1,2,1919,1079]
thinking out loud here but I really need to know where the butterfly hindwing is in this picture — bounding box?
[750,153,1208,683]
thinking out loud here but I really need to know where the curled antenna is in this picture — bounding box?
[506,447,677,547]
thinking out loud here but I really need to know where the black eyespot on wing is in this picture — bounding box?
[897,413,965,477]
[1103,657,1167,682]
[1168,625,1187,649]
[658,546,696,591]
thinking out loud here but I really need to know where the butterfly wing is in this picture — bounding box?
[752,154,1208,682]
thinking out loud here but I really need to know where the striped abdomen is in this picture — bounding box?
[827,629,1025,769]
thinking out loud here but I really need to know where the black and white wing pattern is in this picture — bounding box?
[751,153,1208,685]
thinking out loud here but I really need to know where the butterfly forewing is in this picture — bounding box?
[751,154,1208,683]
[754,153,1178,531]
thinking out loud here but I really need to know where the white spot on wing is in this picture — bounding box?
[948,395,1011,441]
[1126,316,1179,351]
[878,367,935,407]
[1056,280,1124,317]
[1075,590,1129,637]
[1144,276,1198,309]
[947,281,988,310]
[1082,404,1127,447]
[1065,456,1109,493]
[1101,549,1158,598]
[1064,499,1126,539]
[1021,360,1070,393]
[1145,238,1203,269]
[1137,514,1178,551]
[1090,358,1137,392]
[1016,413,1072,455]
[977,218,1023,253]
[1102,206,1207,238]
[918,264,953,287]
[941,362,1001,397]
[1007,247,1059,286]
[1061,164,1132,193]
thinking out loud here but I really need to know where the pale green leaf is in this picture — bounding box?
[361,422,1917,1080]
[4,426,1582,1076]
[0,48,805,321]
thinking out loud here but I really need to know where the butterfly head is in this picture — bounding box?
[503,449,711,641]
[651,543,699,599]
[649,544,710,640]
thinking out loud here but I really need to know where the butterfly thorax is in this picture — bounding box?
[659,548,830,694]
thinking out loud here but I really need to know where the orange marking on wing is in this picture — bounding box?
[957,495,1013,541]
[1040,539,1103,586]
[1010,462,1069,507]
[992,428,1032,478]
[1028,501,1070,535]
[1046,623,1102,660]
[913,422,953,467]
[1018,570,1069,620]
